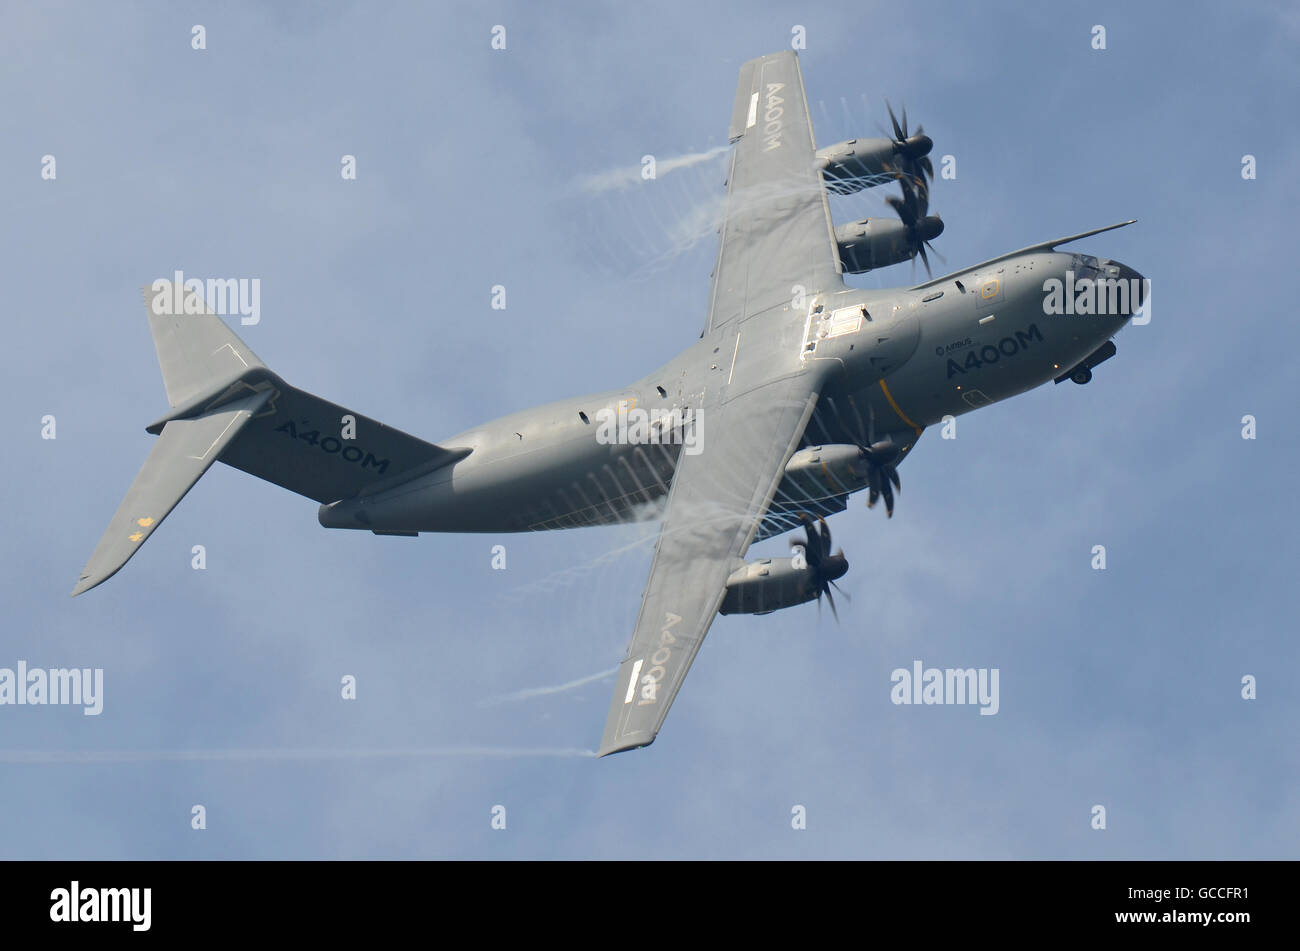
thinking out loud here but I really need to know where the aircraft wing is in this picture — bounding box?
[598,372,820,755]
[706,50,841,334]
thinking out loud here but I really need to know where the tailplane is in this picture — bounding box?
[72,390,271,595]
[72,284,467,595]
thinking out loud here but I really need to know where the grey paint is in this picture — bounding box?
[73,51,1143,758]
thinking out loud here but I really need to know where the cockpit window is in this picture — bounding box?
[1071,253,1101,280]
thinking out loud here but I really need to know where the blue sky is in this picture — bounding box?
[2,0,1296,858]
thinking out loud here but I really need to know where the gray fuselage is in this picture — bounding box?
[319,249,1138,536]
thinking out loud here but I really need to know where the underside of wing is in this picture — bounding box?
[598,373,821,756]
[707,51,842,334]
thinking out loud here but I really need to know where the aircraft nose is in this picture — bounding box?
[1100,259,1147,317]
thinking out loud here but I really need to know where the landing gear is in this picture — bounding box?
[1054,340,1116,386]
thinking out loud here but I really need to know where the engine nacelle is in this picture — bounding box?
[835,216,943,274]
[782,444,868,502]
[815,138,897,194]
[720,557,820,616]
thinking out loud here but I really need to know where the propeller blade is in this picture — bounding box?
[817,517,832,558]
[805,535,821,569]
[860,435,903,517]
[887,100,904,141]
[879,106,941,274]
[797,515,822,568]
[823,581,839,622]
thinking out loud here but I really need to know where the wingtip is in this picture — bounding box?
[596,735,656,758]
[70,567,109,597]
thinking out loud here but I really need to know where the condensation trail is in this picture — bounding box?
[479,666,619,707]
[0,747,597,763]
[504,523,659,599]
[576,145,731,194]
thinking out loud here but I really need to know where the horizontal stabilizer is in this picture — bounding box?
[72,390,271,596]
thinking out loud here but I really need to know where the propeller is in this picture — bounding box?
[830,396,906,518]
[861,439,902,517]
[885,175,945,277]
[881,100,934,196]
[792,514,850,620]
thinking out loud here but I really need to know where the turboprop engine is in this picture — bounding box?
[835,173,944,276]
[720,517,848,617]
[814,102,934,195]
[783,441,906,517]
[836,216,942,273]
[782,444,869,500]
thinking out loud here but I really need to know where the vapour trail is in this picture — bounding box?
[504,526,659,600]
[0,746,597,763]
[576,145,731,194]
[479,666,620,707]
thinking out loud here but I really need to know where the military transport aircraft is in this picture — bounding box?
[73,51,1144,756]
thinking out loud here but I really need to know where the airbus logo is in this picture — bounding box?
[944,324,1044,379]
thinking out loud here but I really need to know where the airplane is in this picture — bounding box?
[72,51,1145,757]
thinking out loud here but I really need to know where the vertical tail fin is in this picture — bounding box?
[144,283,268,408]
[72,282,470,594]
